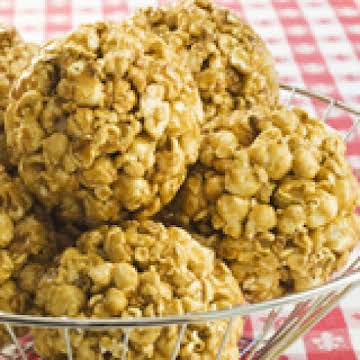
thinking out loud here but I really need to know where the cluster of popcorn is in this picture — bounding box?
[0,25,39,169]
[0,0,359,358]
[6,21,203,224]
[0,164,69,347]
[162,106,360,301]
[33,221,243,359]
[133,0,279,122]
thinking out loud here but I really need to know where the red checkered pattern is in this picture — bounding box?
[0,1,359,359]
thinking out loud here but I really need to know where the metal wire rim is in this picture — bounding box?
[280,83,360,117]
[1,269,360,329]
[0,84,359,330]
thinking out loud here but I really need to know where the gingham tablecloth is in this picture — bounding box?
[0,0,360,359]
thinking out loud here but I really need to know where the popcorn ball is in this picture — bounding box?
[0,164,64,346]
[0,166,58,286]
[33,220,244,360]
[133,0,279,124]
[0,280,29,347]
[5,21,203,223]
[163,106,360,302]
[0,24,39,169]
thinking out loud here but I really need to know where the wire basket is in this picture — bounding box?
[1,84,360,360]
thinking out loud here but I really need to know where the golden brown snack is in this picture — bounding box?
[162,106,360,302]
[0,164,67,346]
[0,24,39,169]
[33,220,244,359]
[0,166,58,286]
[5,21,203,224]
[132,0,279,124]
[0,263,51,347]
[0,280,30,347]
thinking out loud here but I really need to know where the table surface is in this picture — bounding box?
[1,1,360,359]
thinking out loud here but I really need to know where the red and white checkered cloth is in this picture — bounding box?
[0,0,359,359]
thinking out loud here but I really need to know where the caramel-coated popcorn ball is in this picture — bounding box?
[5,21,203,223]
[33,220,244,359]
[0,24,39,169]
[0,166,58,286]
[0,164,65,346]
[0,280,29,347]
[163,106,360,302]
[133,0,279,124]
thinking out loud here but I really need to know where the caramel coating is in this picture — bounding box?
[0,164,66,346]
[132,0,279,124]
[5,21,203,224]
[0,280,29,347]
[0,166,58,286]
[0,24,39,169]
[162,106,360,302]
[33,221,244,359]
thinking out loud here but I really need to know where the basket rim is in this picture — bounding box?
[279,83,360,116]
[0,268,360,328]
[1,84,359,329]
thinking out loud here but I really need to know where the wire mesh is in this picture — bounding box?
[0,84,360,360]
